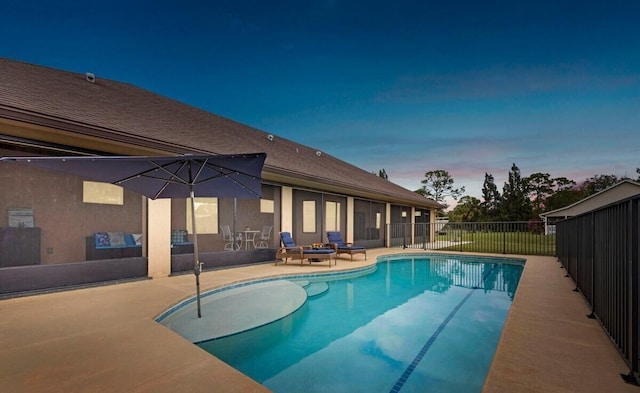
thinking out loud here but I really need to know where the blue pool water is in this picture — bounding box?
[195,255,524,392]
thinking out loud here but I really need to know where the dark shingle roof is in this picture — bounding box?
[0,58,441,208]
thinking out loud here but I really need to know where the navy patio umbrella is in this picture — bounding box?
[1,153,267,318]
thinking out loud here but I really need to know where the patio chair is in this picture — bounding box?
[256,225,273,248]
[326,231,367,261]
[220,225,241,251]
[275,232,335,266]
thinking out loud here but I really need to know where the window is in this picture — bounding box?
[260,199,274,213]
[83,181,123,205]
[376,212,381,229]
[325,201,341,231]
[186,197,218,234]
[303,200,316,233]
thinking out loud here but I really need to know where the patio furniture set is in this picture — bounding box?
[275,231,366,266]
[221,225,272,251]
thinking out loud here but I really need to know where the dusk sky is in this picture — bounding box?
[2,1,639,207]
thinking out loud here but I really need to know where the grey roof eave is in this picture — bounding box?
[540,180,640,219]
[1,106,442,210]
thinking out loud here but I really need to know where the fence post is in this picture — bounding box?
[502,223,506,254]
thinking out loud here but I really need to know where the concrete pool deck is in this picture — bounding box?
[1,249,637,392]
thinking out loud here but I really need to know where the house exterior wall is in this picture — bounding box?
[281,186,293,234]
[385,203,392,247]
[0,146,436,278]
[0,154,283,272]
[0,57,442,293]
[0,160,143,264]
[346,197,354,243]
[292,189,344,245]
[148,198,171,278]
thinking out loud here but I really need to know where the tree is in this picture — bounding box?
[580,174,623,196]
[377,168,388,180]
[417,169,465,209]
[525,172,554,216]
[449,196,482,222]
[525,174,581,216]
[541,176,579,212]
[481,172,501,221]
[552,177,576,192]
[544,188,582,212]
[501,163,532,221]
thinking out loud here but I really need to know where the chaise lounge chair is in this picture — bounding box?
[327,231,367,261]
[275,232,336,266]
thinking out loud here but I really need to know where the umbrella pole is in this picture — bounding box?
[233,198,237,250]
[190,190,202,318]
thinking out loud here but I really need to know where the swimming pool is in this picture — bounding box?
[160,254,524,392]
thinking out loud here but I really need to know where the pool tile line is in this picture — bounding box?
[389,289,476,393]
[156,255,513,323]
[389,264,499,392]
[380,253,525,266]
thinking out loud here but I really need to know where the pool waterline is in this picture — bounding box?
[155,263,378,324]
[155,253,523,324]
[158,254,524,392]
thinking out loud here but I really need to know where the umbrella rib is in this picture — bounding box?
[192,162,256,184]
[114,159,191,199]
[110,156,262,199]
[194,161,262,197]
[150,159,192,199]
[191,158,207,185]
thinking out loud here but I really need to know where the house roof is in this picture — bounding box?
[540,180,640,219]
[0,58,442,209]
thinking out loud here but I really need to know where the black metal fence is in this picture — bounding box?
[556,194,640,383]
[387,221,556,256]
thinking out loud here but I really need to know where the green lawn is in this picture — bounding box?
[435,231,556,256]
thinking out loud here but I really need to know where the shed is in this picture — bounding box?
[539,180,640,234]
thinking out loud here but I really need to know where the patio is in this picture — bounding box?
[1,249,635,392]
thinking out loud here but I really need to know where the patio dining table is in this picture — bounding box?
[241,230,260,249]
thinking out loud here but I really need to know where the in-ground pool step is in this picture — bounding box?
[305,282,329,297]
[292,280,329,297]
[158,280,307,343]
[291,280,310,288]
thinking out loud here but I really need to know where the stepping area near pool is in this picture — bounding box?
[158,280,309,343]
[1,249,638,393]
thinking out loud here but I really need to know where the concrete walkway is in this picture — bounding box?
[483,253,637,392]
[0,249,636,392]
